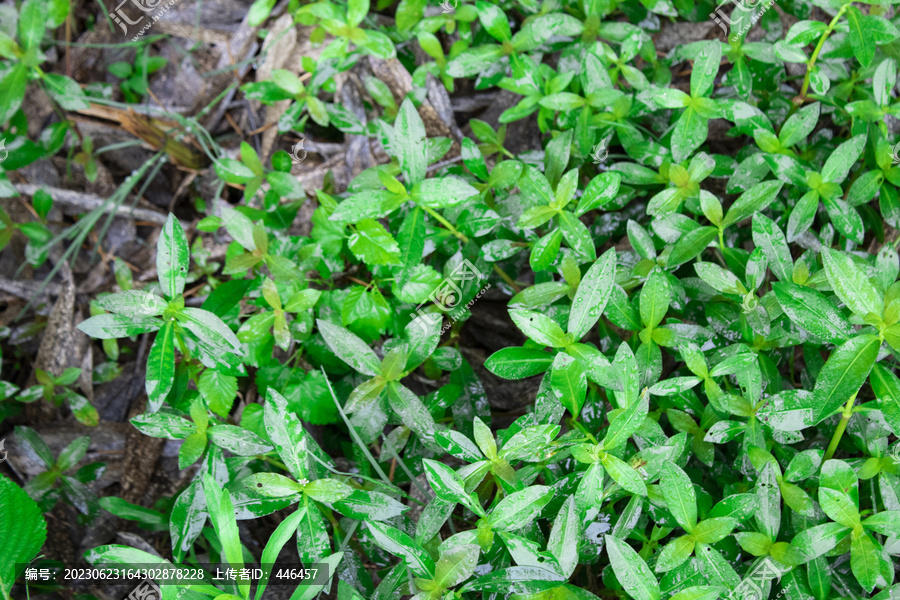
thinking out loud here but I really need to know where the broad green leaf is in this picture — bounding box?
[549,353,587,417]
[264,388,309,480]
[722,180,784,228]
[367,521,435,578]
[349,219,401,265]
[77,314,163,338]
[640,269,671,329]
[568,248,616,339]
[489,486,554,531]
[157,214,189,298]
[145,321,175,412]
[870,363,900,437]
[604,535,661,600]
[317,319,381,376]
[485,347,553,379]
[510,308,569,347]
[773,282,853,344]
[751,213,792,282]
[0,475,47,599]
[819,487,860,528]
[394,99,427,186]
[178,307,241,354]
[812,334,880,423]
[660,462,697,532]
[821,248,882,318]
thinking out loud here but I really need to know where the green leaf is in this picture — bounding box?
[43,73,89,110]
[640,269,671,330]
[655,535,695,572]
[394,99,427,186]
[690,42,722,98]
[264,388,309,480]
[847,7,876,69]
[671,108,707,163]
[317,319,381,376]
[485,347,553,379]
[773,282,853,344]
[819,487,860,528]
[660,462,697,532]
[208,425,273,456]
[169,480,206,562]
[489,486,554,531]
[77,314,163,338]
[812,334,880,423]
[431,544,480,592]
[603,387,649,450]
[202,474,246,596]
[778,102,818,148]
[0,475,47,598]
[349,218,401,266]
[558,211,596,262]
[178,307,241,354]
[0,64,28,125]
[96,290,167,317]
[850,532,881,592]
[550,353,587,417]
[198,369,238,417]
[604,535,661,600]
[414,177,479,209]
[423,458,482,515]
[145,321,175,412]
[568,248,616,339]
[870,363,900,437]
[157,214,189,299]
[547,496,579,578]
[386,382,437,446]
[130,412,194,439]
[722,180,783,228]
[821,247,882,319]
[751,213,792,282]
[510,308,569,348]
[17,0,46,52]
[367,521,435,578]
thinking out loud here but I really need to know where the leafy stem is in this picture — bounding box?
[791,3,849,115]
[824,392,857,461]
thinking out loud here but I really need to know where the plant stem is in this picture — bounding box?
[787,4,848,121]
[824,392,857,461]
[422,205,521,292]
